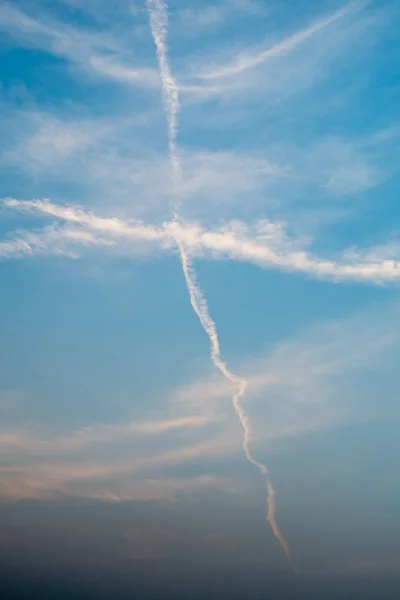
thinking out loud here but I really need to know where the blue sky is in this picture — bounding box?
[1,0,400,593]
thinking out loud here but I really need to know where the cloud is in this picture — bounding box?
[0,109,156,176]
[0,414,214,456]
[0,2,158,87]
[3,116,100,171]
[0,375,237,502]
[3,105,396,231]
[0,430,239,502]
[180,0,374,103]
[0,223,116,260]
[4,198,400,283]
[147,0,293,565]
[305,136,386,197]
[198,1,364,80]
[336,559,400,575]
[174,299,400,449]
[1,112,289,217]
[2,297,399,504]
[175,0,267,34]
[86,55,156,85]
[0,468,240,504]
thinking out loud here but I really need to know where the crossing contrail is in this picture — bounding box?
[146,0,293,567]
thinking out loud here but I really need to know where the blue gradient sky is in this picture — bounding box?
[1,0,400,595]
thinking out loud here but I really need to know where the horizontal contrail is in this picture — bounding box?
[4,197,400,283]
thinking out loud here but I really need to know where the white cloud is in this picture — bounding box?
[175,0,267,34]
[1,298,399,502]
[2,113,290,218]
[0,3,158,87]
[180,0,374,103]
[4,198,400,283]
[305,136,383,196]
[0,414,217,460]
[0,466,241,503]
[3,117,97,170]
[0,223,116,260]
[198,1,363,80]
[174,299,400,449]
[3,105,396,231]
[0,429,239,502]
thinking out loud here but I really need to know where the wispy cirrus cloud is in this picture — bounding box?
[0,223,116,260]
[0,2,158,87]
[198,1,366,80]
[1,296,399,503]
[174,298,400,450]
[0,430,239,502]
[174,0,268,35]
[4,197,400,283]
[2,115,101,172]
[180,0,375,102]
[0,414,214,457]
[0,109,289,218]
[3,107,398,232]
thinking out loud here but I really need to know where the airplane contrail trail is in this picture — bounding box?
[146,0,294,567]
[7,197,400,284]
[146,0,181,209]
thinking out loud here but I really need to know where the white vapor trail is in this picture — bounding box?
[145,0,294,567]
[146,0,180,202]
[6,198,400,284]
[179,246,294,568]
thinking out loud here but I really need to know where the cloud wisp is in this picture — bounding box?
[145,0,294,568]
[199,0,366,80]
[4,197,400,284]
[2,295,398,505]
[0,2,157,87]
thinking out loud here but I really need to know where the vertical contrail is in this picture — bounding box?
[146,0,293,568]
[146,0,181,208]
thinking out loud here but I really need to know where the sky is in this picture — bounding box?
[1,0,400,598]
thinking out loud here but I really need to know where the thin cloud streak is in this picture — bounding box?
[0,430,239,502]
[199,0,368,80]
[0,415,214,456]
[0,222,116,259]
[0,471,241,504]
[3,297,398,503]
[4,198,400,283]
[0,2,158,87]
